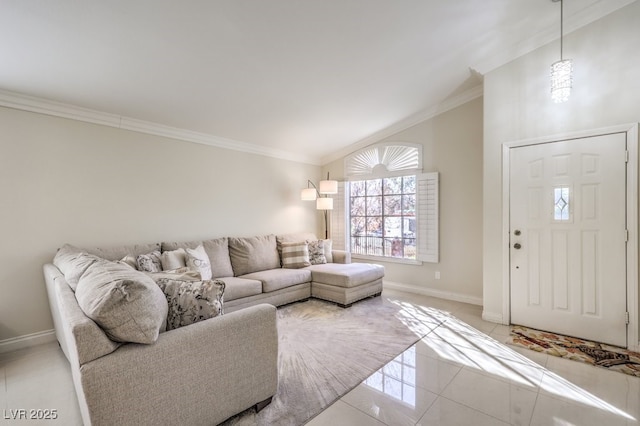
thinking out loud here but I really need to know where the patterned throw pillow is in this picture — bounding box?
[136,250,163,272]
[281,241,311,269]
[307,240,327,265]
[155,278,225,330]
[185,245,213,280]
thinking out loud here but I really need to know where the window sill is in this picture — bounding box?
[351,254,423,266]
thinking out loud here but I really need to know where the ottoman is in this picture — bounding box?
[307,262,384,307]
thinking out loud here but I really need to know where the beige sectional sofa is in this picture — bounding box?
[43,232,384,426]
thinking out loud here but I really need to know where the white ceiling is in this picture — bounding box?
[0,0,635,165]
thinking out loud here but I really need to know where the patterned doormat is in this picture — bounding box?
[509,325,640,377]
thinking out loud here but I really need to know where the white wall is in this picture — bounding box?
[483,2,640,328]
[0,106,321,341]
[324,97,484,303]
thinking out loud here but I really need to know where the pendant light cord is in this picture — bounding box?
[560,0,564,60]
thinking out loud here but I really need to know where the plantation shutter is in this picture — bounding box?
[329,181,347,250]
[416,172,439,263]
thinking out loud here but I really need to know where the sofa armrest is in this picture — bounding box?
[332,250,351,264]
[44,264,121,366]
[79,304,278,426]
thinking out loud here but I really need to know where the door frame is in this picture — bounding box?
[501,123,639,351]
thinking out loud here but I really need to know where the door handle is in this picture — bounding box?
[514,243,522,249]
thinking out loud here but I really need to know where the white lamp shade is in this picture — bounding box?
[316,197,333,210]
[301,188,317,201]
[319,180,338,194]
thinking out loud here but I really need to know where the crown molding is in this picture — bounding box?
[320,84,483,166]
[0,89,322,166]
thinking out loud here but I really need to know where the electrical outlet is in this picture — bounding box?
[435,271,441,279]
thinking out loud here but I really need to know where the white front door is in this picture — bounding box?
[509,133,628,347]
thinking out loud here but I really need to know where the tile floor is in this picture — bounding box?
[1,288,638,425]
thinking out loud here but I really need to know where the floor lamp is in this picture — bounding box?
[301,174,338,239]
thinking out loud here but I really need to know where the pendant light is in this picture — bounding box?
[550,0,573,103]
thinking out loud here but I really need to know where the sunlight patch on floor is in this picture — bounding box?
[388,298,636,422]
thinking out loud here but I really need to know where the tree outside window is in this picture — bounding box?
[349,175,417,259]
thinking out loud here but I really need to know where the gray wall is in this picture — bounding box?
[324,97,484,303]
[483,1,640,335]
[0,106,321,341]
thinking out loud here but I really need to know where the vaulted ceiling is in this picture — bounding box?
[0,0,634,165]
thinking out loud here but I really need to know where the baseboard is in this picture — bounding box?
[481,311,505,324]
[0,329,56,354]
[383,281,483,306]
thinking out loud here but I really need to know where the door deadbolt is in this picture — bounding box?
[514,230,521,236]
[514,243,522,249]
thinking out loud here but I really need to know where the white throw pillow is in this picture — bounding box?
[185,245,212,280]
[118,254,138,270]
[322,239,333,263]
[161,248,187,270]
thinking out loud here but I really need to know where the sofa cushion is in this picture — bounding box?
[203,238,234,278]
[276,232,318,246]
[75,260,168,344]
[307,240,327,265]
[229,235,280,276]
[162,238,234,279]
[185,245,213,280]
[155,278,225,330]
[53,244,101,291]
[306,263,384,288]
[84,242,161,262]
[136,250,163,272]
[218,277,262,301]
[281,241,311,269]
[242,268,312,293]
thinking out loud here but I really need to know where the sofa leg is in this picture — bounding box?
[337,292,382,309]
[255,396,273,413]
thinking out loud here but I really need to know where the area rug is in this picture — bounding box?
[509,325,640,377]
[222,296,444,425]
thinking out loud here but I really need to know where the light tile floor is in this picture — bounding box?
[308,289,640,426]
[1,288,638,425]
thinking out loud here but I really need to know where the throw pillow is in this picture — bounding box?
[322,239,333,263]
[281,241,311,269]
[185,245,213,280]
[75,260,168,344]
[155,278,225,330]
[307,240,327,265]
[136,250,162,272]
[161,248,187,270]
[53,244,101,291]
[118,254,138,270]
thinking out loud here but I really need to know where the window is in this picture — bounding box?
[554,186,571,221]
[349,176,417,259]
[331,142,439,263]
